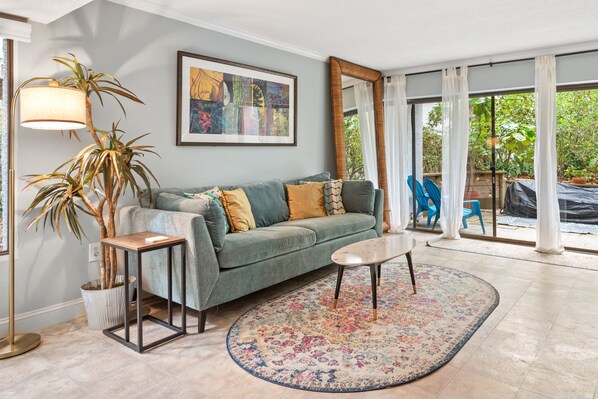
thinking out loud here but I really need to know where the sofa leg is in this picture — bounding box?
[198,310,207,334]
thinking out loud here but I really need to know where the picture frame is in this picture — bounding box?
[176,51,297,146]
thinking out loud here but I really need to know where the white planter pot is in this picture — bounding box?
[81,275,136,330]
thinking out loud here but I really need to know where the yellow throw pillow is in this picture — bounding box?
[221,188,256,233]
[286,183,327,221]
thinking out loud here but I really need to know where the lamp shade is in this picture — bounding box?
[20,86,87,130]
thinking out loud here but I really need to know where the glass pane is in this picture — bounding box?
[555,89,598,251]
[460,96,493,236]
[413,101,441,230]
[495,92,537,243]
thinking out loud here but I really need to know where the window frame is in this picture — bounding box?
[0,38,13,255]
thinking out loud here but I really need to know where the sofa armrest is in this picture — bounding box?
[373,188,384,237]
[117,206,219,311]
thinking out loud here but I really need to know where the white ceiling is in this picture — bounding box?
[0,0,92,24]
[7,0,598,73]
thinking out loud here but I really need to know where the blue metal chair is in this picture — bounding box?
[423,178,486,234]
[407,175,437,226]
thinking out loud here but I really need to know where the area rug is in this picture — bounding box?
[427,237,598,271]
[227,263,499,392]
[498,215,598,235]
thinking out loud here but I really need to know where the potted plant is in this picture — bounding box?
[24,54,158,329]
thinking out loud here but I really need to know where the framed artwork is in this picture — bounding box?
[176,51,297,146]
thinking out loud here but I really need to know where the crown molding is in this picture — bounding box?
[107,0,328,62]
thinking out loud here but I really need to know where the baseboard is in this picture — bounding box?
[0,298,86,336]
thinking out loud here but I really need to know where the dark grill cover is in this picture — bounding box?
[503,180,598,224]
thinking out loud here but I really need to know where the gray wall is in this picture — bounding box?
[1,0,333,332]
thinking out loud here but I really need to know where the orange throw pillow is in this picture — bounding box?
[221,188,256,232]
[286,183,327,221]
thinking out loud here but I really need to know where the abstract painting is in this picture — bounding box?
[177,51,297,146]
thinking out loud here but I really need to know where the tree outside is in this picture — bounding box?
[344,113,365,180]
[420,90,598,183]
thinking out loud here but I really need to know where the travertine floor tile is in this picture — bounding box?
[521,367,595,399]
[531,329,598,380]
[462,345,533,387]
[515,388,552,399]
[437,368,518,399]
[407,363,459,395]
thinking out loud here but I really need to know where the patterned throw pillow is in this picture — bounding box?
[300,179,346,216]
[323,179,346,215]
[184,186,229,233]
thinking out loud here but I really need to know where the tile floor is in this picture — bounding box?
[1,231,598,399]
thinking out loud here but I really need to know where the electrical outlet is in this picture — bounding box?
[89,242,101,262]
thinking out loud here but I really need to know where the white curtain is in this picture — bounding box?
[384,76,410,232]
[354,82,378,187]
[534,56,564,254]
[440,67,470,239]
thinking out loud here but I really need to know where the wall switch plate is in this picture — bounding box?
[89,242,101,262]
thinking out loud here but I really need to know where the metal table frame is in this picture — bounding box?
[103,236,186,353]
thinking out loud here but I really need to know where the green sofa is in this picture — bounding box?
[117,173,383,332]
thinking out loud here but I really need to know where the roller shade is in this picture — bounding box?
[405,52,598,100]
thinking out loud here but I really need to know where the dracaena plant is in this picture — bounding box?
[24,54,158,290]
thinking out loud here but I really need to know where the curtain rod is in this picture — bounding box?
[400,48,598,78]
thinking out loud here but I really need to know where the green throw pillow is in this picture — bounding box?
[156,192,226,252]
[184,187,230,233]
[342,180,375,215]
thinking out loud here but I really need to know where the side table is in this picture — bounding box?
[101,232,187,353]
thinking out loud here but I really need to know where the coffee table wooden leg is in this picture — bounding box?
[370,265,378,320]
[377,263,381,286]
[406,251,417,294]
[333,264,345,309]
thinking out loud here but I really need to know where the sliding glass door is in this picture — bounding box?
[409,87,598,253]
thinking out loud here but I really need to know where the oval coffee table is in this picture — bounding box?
[331,235,417,321]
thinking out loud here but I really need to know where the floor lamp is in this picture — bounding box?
[0,79,87,359]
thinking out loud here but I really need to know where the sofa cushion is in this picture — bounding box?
[218,226,316,269]
[155,192,226,252]
[342,180,375,215]
[274,213,376,244]
[221,188,256,233]
[241,179,289,227]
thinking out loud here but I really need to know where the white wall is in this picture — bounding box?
[1,0,334,333]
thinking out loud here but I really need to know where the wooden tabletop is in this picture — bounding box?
[101,232,186,252]
[331,235,416,267]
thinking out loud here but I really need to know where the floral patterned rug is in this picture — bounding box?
[227,263,499,392]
